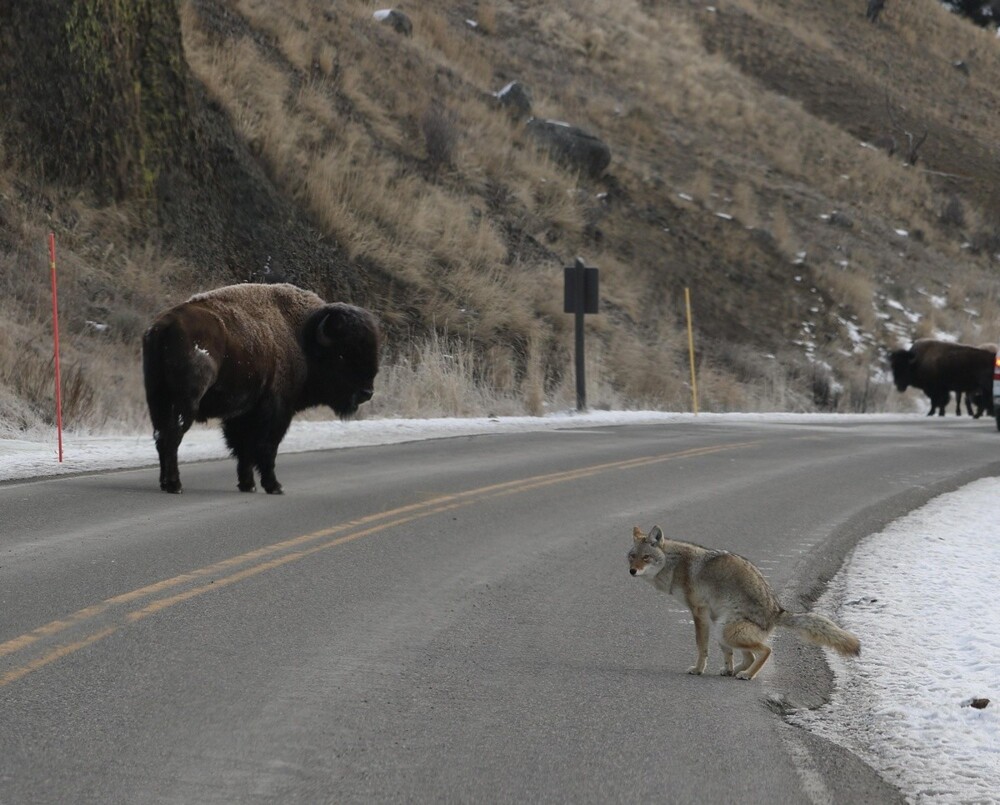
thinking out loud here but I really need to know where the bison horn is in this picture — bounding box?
[316,312,334,348]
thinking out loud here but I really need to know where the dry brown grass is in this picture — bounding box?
[173,0,1000,415]
[10,0,1000,435]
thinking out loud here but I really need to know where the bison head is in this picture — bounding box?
[888,348,914,391]
[302,303,380,416]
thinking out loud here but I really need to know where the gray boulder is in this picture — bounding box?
[373,9,412,37]
[525,118,611,178]
[494,81,532,119]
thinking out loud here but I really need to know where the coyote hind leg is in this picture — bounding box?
[721,620,772,680]
[719,646,755,677]
[719,642,734,676]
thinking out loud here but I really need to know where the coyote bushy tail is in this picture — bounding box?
[777,611,861,656]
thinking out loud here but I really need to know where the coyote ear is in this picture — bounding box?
[648,526,664,544]
[632,526,645,543]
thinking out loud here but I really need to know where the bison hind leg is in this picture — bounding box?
[148,403,191,494]
[222,417,258,493]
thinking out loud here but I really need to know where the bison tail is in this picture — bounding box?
[142,324,173,430]
[142,321,215,432]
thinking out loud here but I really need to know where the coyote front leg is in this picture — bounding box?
[688,606,710,675]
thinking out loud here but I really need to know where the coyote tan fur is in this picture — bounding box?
[627,525,860,680]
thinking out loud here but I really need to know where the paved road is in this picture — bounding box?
[2,417,998,803]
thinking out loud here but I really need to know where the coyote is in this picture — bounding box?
[627,525,860,680]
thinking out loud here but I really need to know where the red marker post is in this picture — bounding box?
[48,232,64,462]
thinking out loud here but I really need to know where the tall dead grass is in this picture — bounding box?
[6,0,992,436]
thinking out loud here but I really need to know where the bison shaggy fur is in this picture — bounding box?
[142,283,380,494]
[888,339,994,418]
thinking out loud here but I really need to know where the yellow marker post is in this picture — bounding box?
[685,287,699,415]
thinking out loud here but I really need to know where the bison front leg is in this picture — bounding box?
[256,444,283,495]
[222,408,291,494]
[255,411,292,495]
[928,391,948,416]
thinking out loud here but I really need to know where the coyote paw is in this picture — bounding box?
[687,665,705,675]
[719,667,734,677]
[735,671,754,681]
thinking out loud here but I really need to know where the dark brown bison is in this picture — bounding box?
[142,283,380,494]
[888,339,994,418]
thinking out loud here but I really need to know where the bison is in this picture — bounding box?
[888,339,994,418]
[142,283,380,494]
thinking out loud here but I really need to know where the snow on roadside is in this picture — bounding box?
[0,410,912,483]
[791,477,1000,803]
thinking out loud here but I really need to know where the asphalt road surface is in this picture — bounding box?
[2,417,999,803]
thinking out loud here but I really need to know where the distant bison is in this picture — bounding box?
[888,339,994,417]
[142,283,380,494]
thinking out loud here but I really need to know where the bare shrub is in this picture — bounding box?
[373,332,528,418]
[420,104,458,170]
[819,267,877,331]
[731,182,760,228]
[698,346,815,413]
[940,196,965,229]
[769,206,799,259]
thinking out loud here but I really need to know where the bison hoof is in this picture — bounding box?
[238,482,257,493]
[264,484,283,495]
[160,481,182,494]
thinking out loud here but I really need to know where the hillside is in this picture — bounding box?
[3,0,1000,433]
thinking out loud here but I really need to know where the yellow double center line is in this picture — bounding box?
[0,440,758,687]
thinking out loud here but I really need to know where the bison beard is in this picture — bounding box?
[142,283,379,494]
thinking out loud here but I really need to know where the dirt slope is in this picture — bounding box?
[3,0,1000,428]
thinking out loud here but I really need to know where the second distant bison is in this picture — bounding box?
[889,339,994,417]
[143,283,380,494]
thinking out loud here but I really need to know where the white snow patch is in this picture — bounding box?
[837,316,865,352]
[1,412,920,483]
[885,298,922,324]
[792,478,1000,803]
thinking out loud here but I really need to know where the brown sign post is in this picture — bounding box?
[563,257,599,411]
